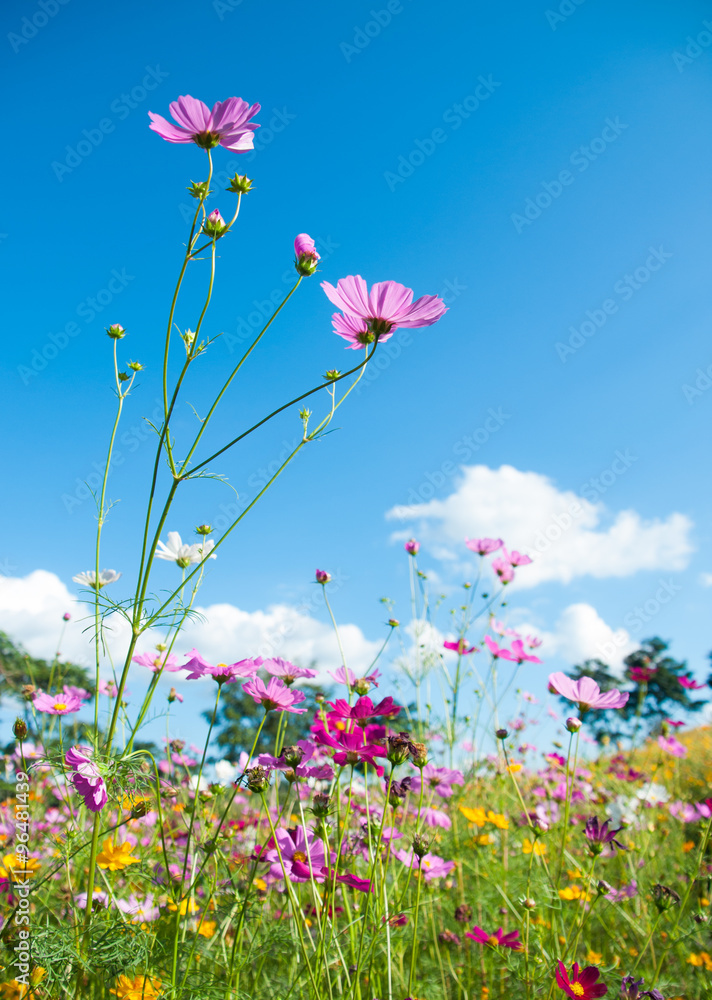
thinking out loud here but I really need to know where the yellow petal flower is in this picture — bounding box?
[96,839,140,871]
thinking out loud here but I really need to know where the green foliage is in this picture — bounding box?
[0,628,93,704]
[563,637,706,743]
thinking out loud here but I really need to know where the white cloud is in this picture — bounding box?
[386,464,693,588]
[0,570,381,686]
[699,572,712,587]
[539,603,636,675]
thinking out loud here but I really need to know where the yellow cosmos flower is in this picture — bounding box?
[460,806,487,826]
[0,855,41,882]
[586,950,603,964]
[0,981,29,1000]
[559,884,590,901]
[197,919,216,938]
[476,833,495,846]
[254,878,267,891]
[109,973,162,999]
[522,838,546,856]
[506,763,522,773]
[166,898,199,915]
[96,840,140,871]
[486,811,509,830]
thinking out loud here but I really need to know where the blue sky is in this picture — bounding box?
[2,0,711,750]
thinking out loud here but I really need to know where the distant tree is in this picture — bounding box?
[0,629,93,707]
[206,674,330,759]
[558,637,707,744]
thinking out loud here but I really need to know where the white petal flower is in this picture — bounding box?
[72,569,122,589]
[214,760,239,786]
[155,532,216,568]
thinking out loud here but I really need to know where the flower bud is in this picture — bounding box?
[245,765,270,794]
[522,897,536,910]
[168,687,179,703]
[118,371,130,382]
[227,174,253,194]
[170,739,185,753]
[315,569,331,585]
[106,324,125,339]
[388,618,400,628]
[311,793,330,818]
[155,643,167,652]
[294,233,320,276]
[282,745,305,768]
[496,728,508,741]
[13,718,28,740]
[195,524,212,535]
[21,685,36,701]
[187,180,212,200]
[127,361,144,371]
[412,833,431,859]
[454,904,472,924]
[203,209,228,239]
[63,612,71,621]
[386,733,412,766]
[404,539,420,556]
[596,880,612,896]
[566,717,582,733]
[409,742,428,768]
[323,369,341,381]
[130,800,150,819]
[651,883,681,911]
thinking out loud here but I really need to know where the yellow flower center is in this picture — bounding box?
[217,663,227,669]
[487,935,500,946]
[571,984,585,997]
[53,702,67,711]
[293,851,307,863]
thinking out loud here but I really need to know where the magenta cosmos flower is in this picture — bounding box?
[678,675,705,690]
[329,666,381,692]
[314,728,388,767]
[33,691,82,715]
[321,275,447,349]
[263,657,317,685]
[65,745,108,813]
[328,695,402,725]
[444,638,477,655]
[396,849,455,881]
[132,651,182,674]
[404,538,420,555]
[465,926,522,950]
[242,676,307,713]
[555,961,608,999]
[148,95,260,150]
[465,537,503,556]
[657,735,687,758]
[548,672,629,713]
[183,650,262,683]
[411,764,464,799]
[264,826,326,882]
[508,639,543,665]
[491,557,515,584]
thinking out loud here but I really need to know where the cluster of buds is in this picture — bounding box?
[245,766,270,794]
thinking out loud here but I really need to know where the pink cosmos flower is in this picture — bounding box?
[508,639,543,665]
[548,672,629,712]
[315,568,331,584]
[290,859,372,892]
[404,538,420,555]
[98,680,119,697]
[490,618,521,638]
[328,695,402,725]
[33,691,82,715]
[657,735,687,758]
[678,675,705,690]
[132,651,182,674]
[329,666,381,692]
[410,764,464,799]
[465,537,503,556]
[419,807,451,829]
[321,275,447,349]
[666,719,685,727]
[443,638,477,655]
[119,893,160,923]
[243,676,307,713]
[313,729,387,767]
[465,926,522,950]
[264,827,326,882]
[526,634,543,649]
[294,233,320,275]
[65,745,108,813]
[396,849,455,881]
[555,961,608,999]
[258,741,334,782]
[629,666,656,683]
[504,547,532,567]
[263,658,316,685]
[484,635,515,661]
[148,95,260,151]
[63,684,92,702]
[491,557,515,584]
[183,650,262,683]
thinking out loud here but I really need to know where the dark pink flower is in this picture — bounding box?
[443,638,477,655]
[243,676,307,713]
[149,95,260,151]
[65,745,108,813]
[404,538,420,555]
[465,925,522,950]
[465,537,503,556]
[548,672,629,712]
[294,233,320,276]
[484,635,515,661]
[629,666,656,683]
[315,568,331,584]
[411,764,464,799]
[183,650,262,683]
[555,961,607,999]
[321,275,447,349]
[314,728,387,767]
[678,675,705,690]
[657,735,687,758]
[329,666,381,692]
[328,695,402,725]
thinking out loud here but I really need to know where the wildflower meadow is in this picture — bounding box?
[2,6,712,1000]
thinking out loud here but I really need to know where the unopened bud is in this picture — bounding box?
[323,369,341,381]
[106,324,125,339]
[62,612,71,621]
[412,833,431,859]
[282,745,305,768]
[315,569,331,585]
[130,800,150,819]
[203,209,228,239]
[227,174,253,194]
[13,718,28,740]
[127,360,144,371]
[454,904,472,924]
[195,524,212,535]
[522,897,536,910]
[496,728,508,740]
[386,733,412,766]
[294,234,320,276]
[388,618,400,628]
[187,180,212,200]
[170,739,185,754]
[311,793,330,818]
[118,371,130,382]
[155,643,167,652]
[168,687,179,703]
[245,766,270,794]
[566,717,582,733]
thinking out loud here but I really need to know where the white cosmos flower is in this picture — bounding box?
[72,569,122,588]
[154,531,216,568]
